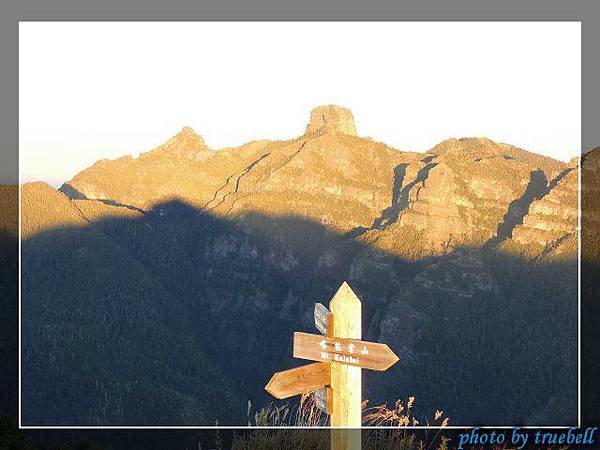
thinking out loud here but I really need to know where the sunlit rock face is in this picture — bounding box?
[21,182,89,238]
[60,126,216,208]
[58,105,578,260]
[507,161,578,258]
[356,137,576,260]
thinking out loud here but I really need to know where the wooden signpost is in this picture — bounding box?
[265,281,400,450]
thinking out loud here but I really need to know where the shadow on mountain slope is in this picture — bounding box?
[60,183,146,213]
[394,162,438,214]
[371,163,409,230]
[205,152,272,210]
[486,166,577,250]
[374,159,438,231]
[348,158,439,238]
[548,167,574,191]
[0,229,18,420]
[485,169,548,248]
[17,195,578,426]
[59,183,87,200]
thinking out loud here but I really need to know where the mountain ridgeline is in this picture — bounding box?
[20,105,578,426]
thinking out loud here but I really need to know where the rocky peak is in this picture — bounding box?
[164,126,208,151]
[179,126,198,137]
[568,156,579,168]
[136,126,211,163]
[174,126,205,145]
[304,105,357,136]
[430,137,500,160]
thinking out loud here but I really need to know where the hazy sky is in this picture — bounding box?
[20,22,581,187]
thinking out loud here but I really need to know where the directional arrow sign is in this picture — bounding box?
[314,303,330,335]
[293,332,399,371]
[314,387,333,414]
[265,362,330,400]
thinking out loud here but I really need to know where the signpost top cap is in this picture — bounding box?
[330,281,361,308]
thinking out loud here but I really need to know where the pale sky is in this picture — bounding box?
[19,22,581,187]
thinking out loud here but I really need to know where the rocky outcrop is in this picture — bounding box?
[143,126,211,161]
[304,104,358,136]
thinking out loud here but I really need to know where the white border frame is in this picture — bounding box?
[17,20,582,430]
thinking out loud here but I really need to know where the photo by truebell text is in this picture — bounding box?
[458,427,597,449]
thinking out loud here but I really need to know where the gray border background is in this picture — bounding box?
[3,0,596,429]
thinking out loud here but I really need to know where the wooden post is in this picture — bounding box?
[329,281,362,450]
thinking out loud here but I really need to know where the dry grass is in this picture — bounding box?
[363,397,448,428]
[250,393,329,427]
[248,394,448,428]
[234,395,450,450]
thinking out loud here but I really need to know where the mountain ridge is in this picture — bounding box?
[57,104,574,261]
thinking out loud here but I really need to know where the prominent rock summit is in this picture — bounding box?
[150,126,210,160]
[179,126,197,137]
[304,104,358,136]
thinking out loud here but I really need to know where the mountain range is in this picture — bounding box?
[18,105,580,426]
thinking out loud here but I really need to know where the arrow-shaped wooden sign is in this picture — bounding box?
[314,303,330,336]
[293,332,399,371]
[265,362,330,400]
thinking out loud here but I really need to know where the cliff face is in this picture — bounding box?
[505,161,578,260]
[21,105,579,426]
